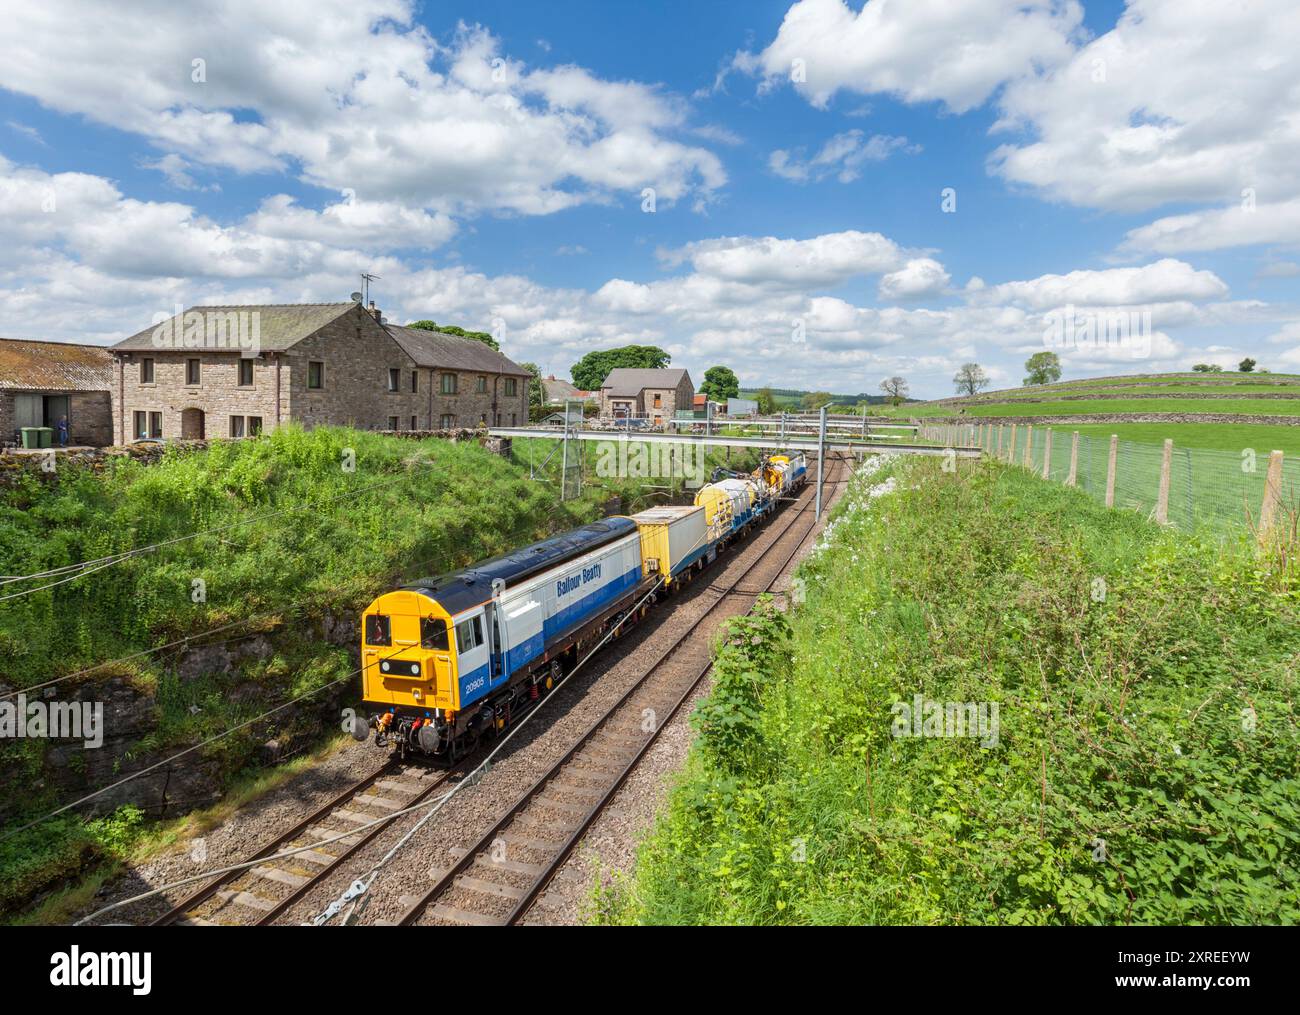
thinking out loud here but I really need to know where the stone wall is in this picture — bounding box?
[283,307,422,430]
[113,349,283,444]
[0,607,359,827]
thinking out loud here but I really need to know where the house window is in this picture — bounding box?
[230,416,245,438]
[308,361,324,389]
[653,392,662,408]
[248,416,263,435]
[411,371,419,393]
[149,412,163,438]
[133,411,147,439]
[238,359,254,386]
[510,413,517,426]
[140,358,155,384]
[504,377,518,397]
[410,415,417,430]
[388,368,401,392]
[440,373,457,395]
[388,416,399,430]
[440,414,455,429]
[186,358,201,385]
[475,375,487,394]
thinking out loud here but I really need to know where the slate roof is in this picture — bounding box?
[0,338,115,391]
[113,303,357,353]
[543,376,595,401]
[600,367,690,396]
[384,323,530,376]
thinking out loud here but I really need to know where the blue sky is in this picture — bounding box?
[0,0,1296,397]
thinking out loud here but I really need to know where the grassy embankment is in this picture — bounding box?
[0,425,749,920]
[599,455,1299,924]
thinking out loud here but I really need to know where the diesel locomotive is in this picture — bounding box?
[352,451,807,760]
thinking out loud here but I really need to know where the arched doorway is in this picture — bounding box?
[180,407,205,440]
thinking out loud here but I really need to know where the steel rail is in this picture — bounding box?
[152,759,454,926]
[394,454,847,926]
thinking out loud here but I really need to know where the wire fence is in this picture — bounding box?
[921,422,1300,536]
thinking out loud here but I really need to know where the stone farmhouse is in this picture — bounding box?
[541,374,596,406]
[598,367,694,424]
[109,301,531,444]
[0,338,115,447]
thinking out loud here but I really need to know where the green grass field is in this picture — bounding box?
[599,456,1300,925]
[1048,422,1300,455]
[938,398,1300,417]
[896,371,1300,456]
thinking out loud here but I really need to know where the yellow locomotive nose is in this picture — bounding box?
[362,590,455,711]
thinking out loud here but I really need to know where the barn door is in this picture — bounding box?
[44,395,69,428]
[13,394,41,430]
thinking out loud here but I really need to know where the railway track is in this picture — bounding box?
[392,453,849,926]
[152,759,456,926]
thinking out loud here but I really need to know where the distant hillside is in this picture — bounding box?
[899,370,1300,454]
[740,388,916,408]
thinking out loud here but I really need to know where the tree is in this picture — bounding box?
[1023,351,1061,386]
[1239,357,1257,373]
[754,387,778,415]
[953,363,990,396]
[1192,363,1222,372]
[801,391,833,411]
[407,320,499,351]
[519,361,547,421]
[878,376,909,406]
[571,345,671,391]
[700,365,740,402]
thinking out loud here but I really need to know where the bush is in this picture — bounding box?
[610,457,1300,925]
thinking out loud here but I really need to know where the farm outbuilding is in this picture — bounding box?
[0,337,115,447]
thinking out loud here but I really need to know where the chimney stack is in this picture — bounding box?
[367,300,381,321]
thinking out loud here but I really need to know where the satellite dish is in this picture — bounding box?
[350,291,363,302]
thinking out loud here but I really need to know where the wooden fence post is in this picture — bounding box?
[1155,438,1173,525]
[1105,434,1118,508]
[1023,425,1034,469]
[1067,431,1079,487]
[997,425,1004,458]
[1259,450,1285,542]
[1042,429,1053,480]
[1008,425,1017,463]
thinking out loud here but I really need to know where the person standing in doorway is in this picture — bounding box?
[57,415,69,447]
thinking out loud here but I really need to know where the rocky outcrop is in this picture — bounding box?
[2,605,362,825]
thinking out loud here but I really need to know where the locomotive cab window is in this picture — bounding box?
[455,616,483,654]
[365,615,391,646]
[421,617,450,651]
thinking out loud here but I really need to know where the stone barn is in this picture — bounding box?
[0,337,115,447]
